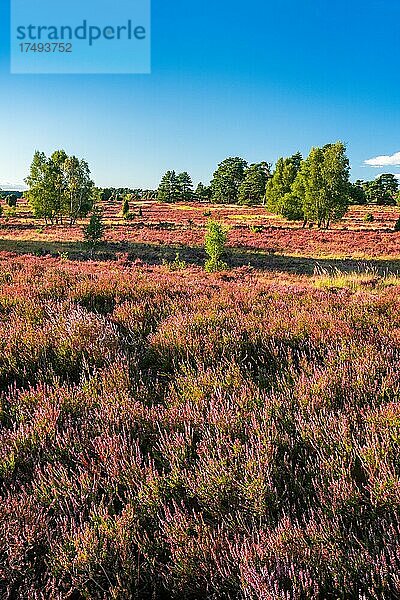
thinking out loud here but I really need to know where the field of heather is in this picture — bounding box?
[1,251,400,599]
[1,202,400,599]
[1,201,400,267]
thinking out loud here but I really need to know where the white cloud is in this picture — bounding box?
[364,151,400,167]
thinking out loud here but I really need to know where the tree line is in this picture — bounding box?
[22,145,400,230]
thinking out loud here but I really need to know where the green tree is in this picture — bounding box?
[238,162,271,205]
[293,142,350,228]
[157,170,181,203]
[211,157,248,204]
[280,192,304,221]
[265,153,302,213]
[84,206,105,252]
[204,220,228,272]
[364,174,399,205]
[64,155,94,225]
[122,195,130,218]
[195,182,212,202]
[25,151,57,224]
[25,150,94,225]
[348,180,367,205]
[177,172,194,201]
[6,194,18,207]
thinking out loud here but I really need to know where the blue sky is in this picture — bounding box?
[1,0,400,189]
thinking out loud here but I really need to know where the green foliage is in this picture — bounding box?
[364,212,374,222]
[210,157,248,204]
[84,207,105,250]
[177,172,194,201]
[204,220,228,272]
[6,194,18,207]
[163,252,187,271]
[195,182,212,202]
[280,191,304,221]
[394,217,400,232]
[249,224,263,233]
[364,174,399,206]
[265,153,302,214]
[349,180,367,205]
[293,142,350,228]
[122,195,130,218]
[238,162,271,205]
[25,149,94,225]
[3,206,16,219]
[158,171,194,203]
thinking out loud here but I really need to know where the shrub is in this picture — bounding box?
[7,194,18,208]
[84,207,105,251]
[163,252,187,271]
[204,221,228,272]
[364,212,374,222]
[394,217,400,232]
[3,206,16,219]
[122,196,130,219]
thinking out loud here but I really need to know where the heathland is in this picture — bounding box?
[1,198,400,599]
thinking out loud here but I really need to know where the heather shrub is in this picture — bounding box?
[1,257,400,598]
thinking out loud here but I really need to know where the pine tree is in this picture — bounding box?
[122,195,130,218]
[195,182,212,201]
[238,162,271,205]
[84,206,105,252]
[157,171,180,203]
[177,172,194,201]
[211,157,248,204]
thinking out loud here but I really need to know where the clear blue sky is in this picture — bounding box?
[1,0,400,189]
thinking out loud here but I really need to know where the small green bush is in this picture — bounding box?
[7,194,18,208]
[204,220,228,272]
[364,213,374,223]
[163,252,187,271]
[122,196,130,219]
[84,207,105,251]
[394,217,400,232]
[3,206,16,219]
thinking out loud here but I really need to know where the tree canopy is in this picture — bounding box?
[211,157,248,204]
[238,162,271,205]
[157,170,194,203]
[25,150,94,225]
